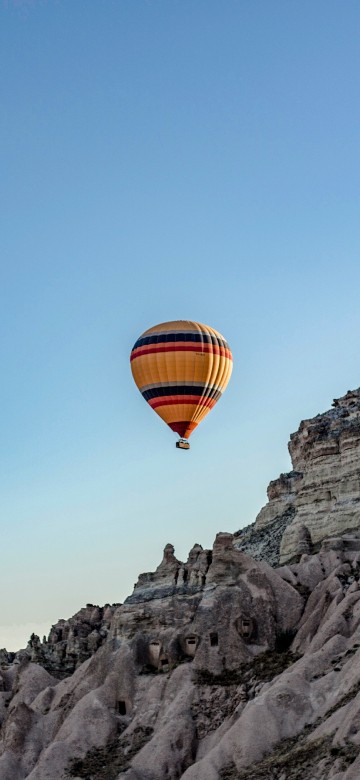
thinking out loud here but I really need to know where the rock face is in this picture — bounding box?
[243,388,360,565]
[2,532,360,779]
[24,603,120,678]
[233,505,296,567]
[2,387,360,779]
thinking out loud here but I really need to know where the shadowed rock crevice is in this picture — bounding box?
[65,726,154,780]
[219,735,359,780]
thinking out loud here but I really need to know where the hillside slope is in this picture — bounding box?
[1,390,360,779]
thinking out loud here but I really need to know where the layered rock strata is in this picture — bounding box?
[240,388,360,565]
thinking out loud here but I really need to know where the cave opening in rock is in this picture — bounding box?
[210,632,218,646]
[118,700,126,715]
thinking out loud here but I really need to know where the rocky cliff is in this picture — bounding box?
[2,388,360,779]
[236,388,360,566]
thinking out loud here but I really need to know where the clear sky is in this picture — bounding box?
[1,0,360,651]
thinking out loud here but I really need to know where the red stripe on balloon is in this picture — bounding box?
[149,396,216,410]
[130,344,232,361]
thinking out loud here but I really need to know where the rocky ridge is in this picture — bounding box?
[26,604,120,678]
[1,388,360,779]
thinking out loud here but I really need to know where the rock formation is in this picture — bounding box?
[2,531,360,779]
[25,603,120,678]
[236,388,360,565]
[2,388,360,778]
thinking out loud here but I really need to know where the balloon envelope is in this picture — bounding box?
[130,320,233,440]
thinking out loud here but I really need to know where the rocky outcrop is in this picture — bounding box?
[2,532,360,779]
[0,651,15,667]
[233,506,296,567]
[126,542,212,604]
[246,388,360,564]
[255,471,303,529]
[23,603,120,678]
[111,534,303,678]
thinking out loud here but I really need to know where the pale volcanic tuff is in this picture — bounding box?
[2,389,360,778]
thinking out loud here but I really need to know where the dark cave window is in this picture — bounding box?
[118,700,126,715]
[210,632,218,647]
[161,658,169,666]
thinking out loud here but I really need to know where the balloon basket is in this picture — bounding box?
[176,439,190,450]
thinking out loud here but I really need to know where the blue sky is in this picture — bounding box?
[1,0,360,650]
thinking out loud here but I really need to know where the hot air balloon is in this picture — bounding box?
[130,320,233,449]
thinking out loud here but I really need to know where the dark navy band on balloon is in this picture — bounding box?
[141,385,222,402]
[133,332,230,350]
